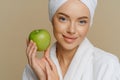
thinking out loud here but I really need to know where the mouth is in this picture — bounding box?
[63,35,78,43]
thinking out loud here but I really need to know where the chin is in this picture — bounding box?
[57,41,79,51]
[65,44,79,51]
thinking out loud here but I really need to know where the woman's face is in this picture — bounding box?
[52,0,90,51]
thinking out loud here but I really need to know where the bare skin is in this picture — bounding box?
[26,0,90,79]
[26,40,59,80]
[52,0,90,77]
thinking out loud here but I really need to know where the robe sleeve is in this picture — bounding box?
[94,54,120,80]
[22,64,38,80]
[112,60,120,80]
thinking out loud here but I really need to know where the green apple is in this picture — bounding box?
[29,29,51,51]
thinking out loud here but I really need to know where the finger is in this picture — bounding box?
[26,40,33,65]
[26,38,29,47]
[45,60,51,75]
[26,40,32,54]
[44,46,50,57]
[31,42,37,63]
[38,58,46,72]
[27,40,36,66]
[45,59,59,80]
[45,56,57,72]
[27,40,34,57]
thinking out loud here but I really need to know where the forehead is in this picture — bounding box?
[55,0,90,18]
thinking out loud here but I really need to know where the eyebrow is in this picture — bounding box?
[57,12,89,19]
[57,12,69,18]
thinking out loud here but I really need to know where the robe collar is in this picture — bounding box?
[50,38,94,80]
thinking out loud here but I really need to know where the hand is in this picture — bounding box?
[44,48,59,80]
[26,40,46,80]
[45,56,59,80]
[26,40,59,80]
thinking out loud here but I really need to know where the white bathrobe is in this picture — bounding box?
[22,38,120,80]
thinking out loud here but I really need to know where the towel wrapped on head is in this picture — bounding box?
[48,0,97,26]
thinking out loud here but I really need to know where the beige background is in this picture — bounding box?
[0,0,120,80]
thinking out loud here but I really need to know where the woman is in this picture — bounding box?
[23,0,120,80]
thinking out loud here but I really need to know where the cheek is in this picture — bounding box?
[53,21,67,34]
[53,23,69,42]
[77,27,89,37]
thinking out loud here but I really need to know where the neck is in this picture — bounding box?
[56,42,78,66]
[56,42,78,77]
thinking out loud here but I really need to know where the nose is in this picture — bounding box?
[67,22,76,34]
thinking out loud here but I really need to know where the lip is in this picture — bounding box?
[63,35,78,43]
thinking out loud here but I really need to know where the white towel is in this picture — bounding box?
[49,38,120,80]
[22,38,120,80]
[50,38,94,80]
[48,0,97,26]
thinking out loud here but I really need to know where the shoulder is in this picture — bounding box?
[22,64,38,80]
[93,47,120,79]
[93,47,119,64]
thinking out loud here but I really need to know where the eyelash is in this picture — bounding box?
[79,20,87,25]
[58,16,87,25]
[58,16,67,22]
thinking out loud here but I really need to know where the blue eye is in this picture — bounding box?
[59,17,67,22]
[79,20,87,25]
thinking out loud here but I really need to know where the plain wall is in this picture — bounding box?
[0,0,120,80]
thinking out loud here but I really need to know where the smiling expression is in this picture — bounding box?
[52,0,90,51]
